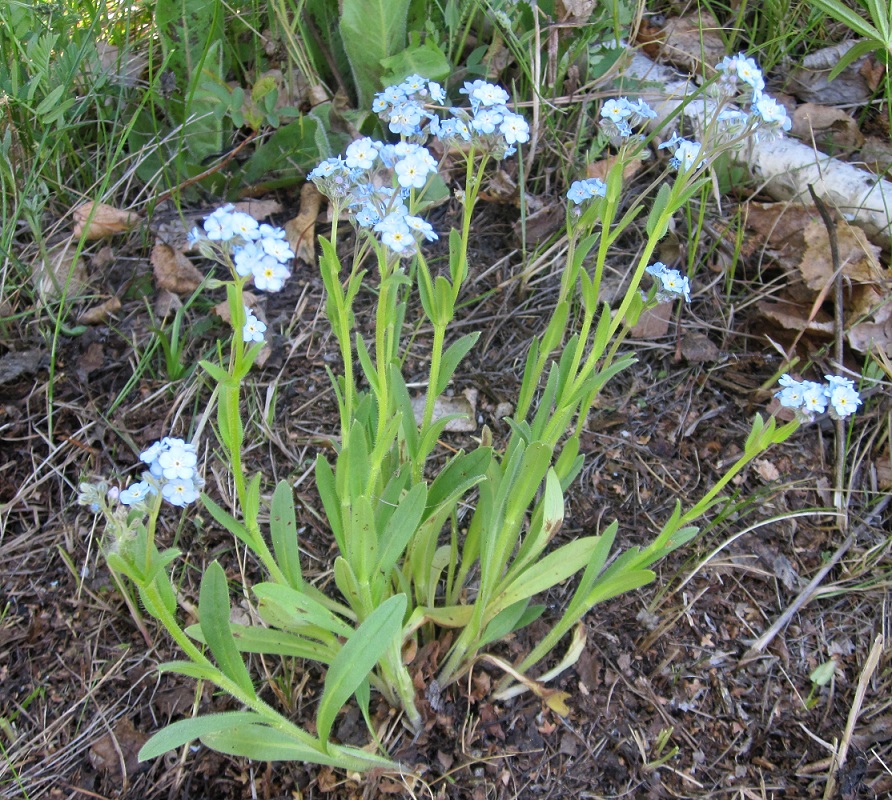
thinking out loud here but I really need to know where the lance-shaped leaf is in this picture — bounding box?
[316,594,407,746]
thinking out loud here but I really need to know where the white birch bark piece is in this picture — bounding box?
[621,52,892,245]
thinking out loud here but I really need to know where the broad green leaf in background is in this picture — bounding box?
[339,0,410,107]
[154,0,226,162]
[380,33,451,86]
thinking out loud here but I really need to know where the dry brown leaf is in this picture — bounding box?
[73,201,141,240]
[557,0,596,20]
[877,446,892,489]
[861,136,892,175]
[743,202,820,268]
[232,199,282,219]
[151,242,203,294]
[799,218,884,291]
[630,301,672,339]
[754,459,781,482]
[0,349,43,386]
[77,296,121,325]
[285,183,323,264]
[791,103,863,149]
[34,240,91,301]
[90,41,148,87]
[154,289,182,317]
[681,332,720,363]
[587,154,645,184]
[637,13,725,74]
[88,717,149,780]
[757,300,835,336]
[846,289,892,355]
[786,41,873,105]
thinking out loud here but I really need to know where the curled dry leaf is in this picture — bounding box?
[77,296,122,325]
[285,182,324,264]
[681,332,720,363]
[630,301,672,339]
[232,199,282,219]
[791,103,863,150]
[587,154,645,184]
[637,12,725,74]
[73,201,141,240]
[154,289,182,318]
[34,240,91,301]
[799,219,883,290]
[151,242,203,294]
[786,41,873,105]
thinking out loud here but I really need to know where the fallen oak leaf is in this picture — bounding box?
[78,296,122,325]
[285,182,323,264]
[151,242,203,294]
[73,201,141,240]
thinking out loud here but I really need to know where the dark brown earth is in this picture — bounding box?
[1,194,890,800]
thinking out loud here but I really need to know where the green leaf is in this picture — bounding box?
[188,623,337,663]
[253,583,353,639]
[200,723,396,770]
[426,448,492,513]
[156,660,221,681]
[503,442,553,525]
[339,0,410,107]
[333,556,362,609]
[139,712,265,761]
[583,570,655,607]
[390,366,420,457]
[316,594,407,745]
[810,0,882,41]
[348,495,378,583]
[377,483,428,577]
[200,359,233,385]
[828,39,879,81]
[315,456,344,552]
[435,332,480,395]
[270,481,303,590]
[199,562,255,698]
[201,493,254,549]
[478,600,531,650]
[380,33,451,85]
[355,334,379,394]
[491,537,601,615]
[645,184,672,238]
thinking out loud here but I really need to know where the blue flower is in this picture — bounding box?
[567,178,607,205]
[243,308,267,343]
[499,113,530,145]
[119,480,153,506]
[345,137,380,170]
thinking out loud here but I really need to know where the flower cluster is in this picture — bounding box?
[776,374,862,422]
[243,306,266,343]
[567,177,607,206]
[310,77,527,255]
[645,262,691,303]
[190,206,294,293]
[714,53,791,138]
[116,437,204,508]
[658,134,705,172]
[598,96,657,141]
